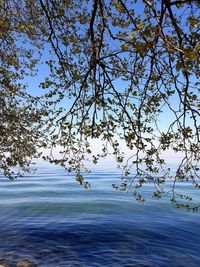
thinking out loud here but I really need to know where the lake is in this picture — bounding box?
[0,163,200,267]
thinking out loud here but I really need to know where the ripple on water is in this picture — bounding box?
[0,166,200,266]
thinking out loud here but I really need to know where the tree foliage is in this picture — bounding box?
[0,0,199,209]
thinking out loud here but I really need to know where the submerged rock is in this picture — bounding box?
[16,258,37,267]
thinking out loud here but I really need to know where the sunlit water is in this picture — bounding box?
[0,163,200,267]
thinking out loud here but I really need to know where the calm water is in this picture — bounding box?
[0,163,200,267]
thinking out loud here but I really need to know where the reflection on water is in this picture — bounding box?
[0,164,200,266]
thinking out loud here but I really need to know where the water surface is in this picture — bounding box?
[0,164,200,266]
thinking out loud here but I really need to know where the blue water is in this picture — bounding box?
[0,163,200,267]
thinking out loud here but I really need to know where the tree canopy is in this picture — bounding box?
[0,0,199,209]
